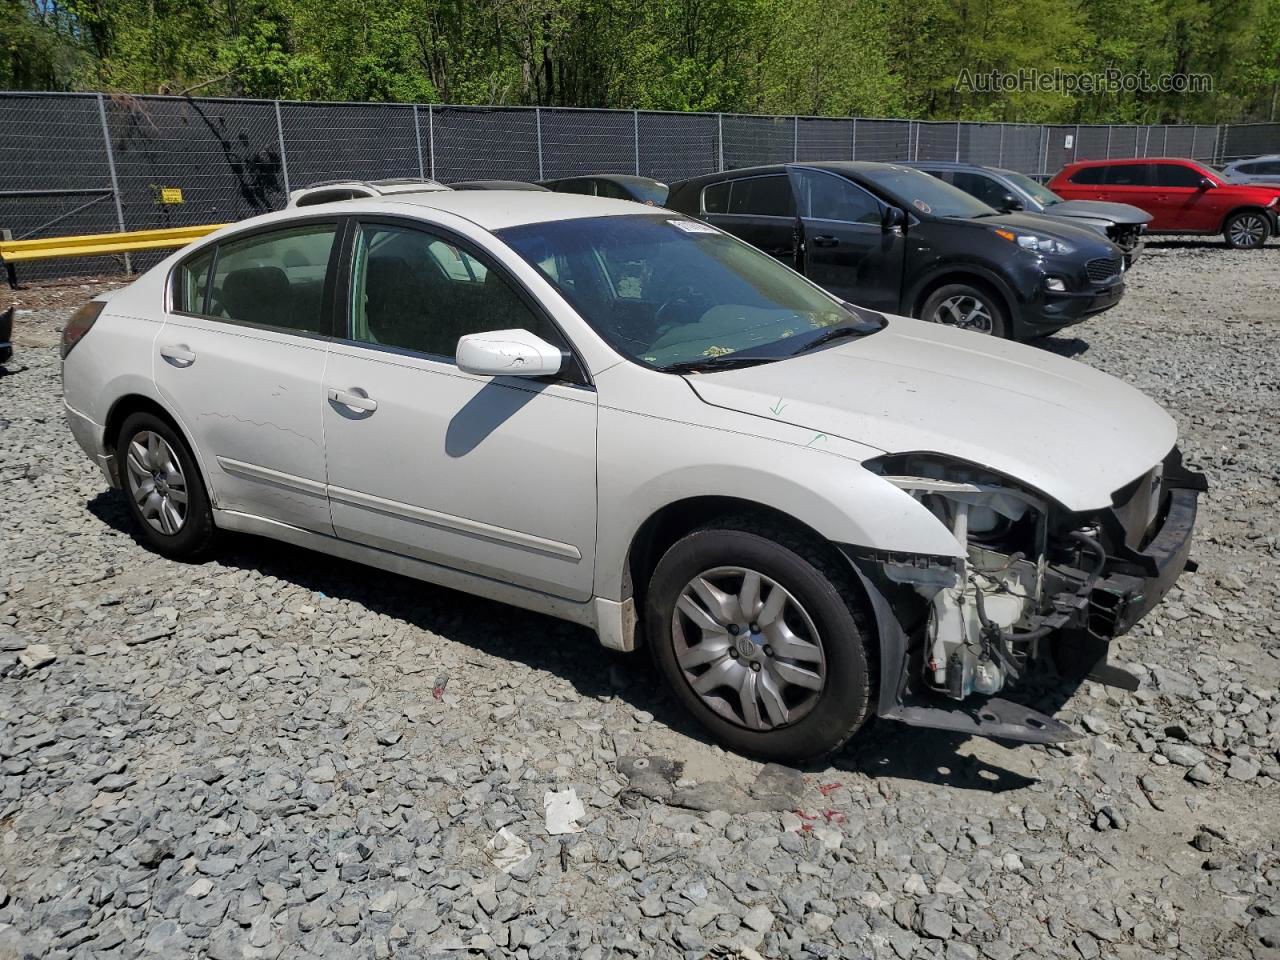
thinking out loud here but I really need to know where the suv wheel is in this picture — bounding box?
[1224,211,1270,249]
[645,522,873,762]
[919,283,1007,336]
[117,411,216,559]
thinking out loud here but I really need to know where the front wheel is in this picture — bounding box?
[919,283,1008,337]
[645,523,873,763]
[1224,211,1270,249]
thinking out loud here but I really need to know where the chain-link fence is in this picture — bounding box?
[2,90,1275,280]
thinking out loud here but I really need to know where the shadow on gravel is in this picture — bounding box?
[1033,335,1090,359]
[87,489,1058,793]
[1143,238,1231,250]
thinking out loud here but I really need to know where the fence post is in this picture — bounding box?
[633,110,641,175]
[1074,124,1080,162]
[793,116,799,161]
[412,105,425,179]
[1106,125,1113,158]
[717,114,724,171]
[428,105,436,179]
[851,118,857,160]
[997,123,1005,166]
[955,121,961,162]
[535,107,544,180]
[274,100,291,195]
[95,93,130,275]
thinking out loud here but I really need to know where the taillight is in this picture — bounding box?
[62,301,106,359]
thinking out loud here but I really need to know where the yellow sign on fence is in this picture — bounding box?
[159,187,184,204]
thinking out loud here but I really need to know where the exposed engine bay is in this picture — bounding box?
[848,448,1206,743]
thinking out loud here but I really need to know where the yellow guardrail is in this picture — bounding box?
[0,223,229,265]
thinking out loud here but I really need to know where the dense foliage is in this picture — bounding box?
[4,0,1277,122]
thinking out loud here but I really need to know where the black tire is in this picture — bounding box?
[1223,210,1270,249]
[919,282,1008,337]
[115,411,216,560]
[645,520,873,763]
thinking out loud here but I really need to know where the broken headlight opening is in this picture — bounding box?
[862,453,1060,703]
[857,449,1203,714]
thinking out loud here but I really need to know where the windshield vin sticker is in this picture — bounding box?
[669,219,719,234]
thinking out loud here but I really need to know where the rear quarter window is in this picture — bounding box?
[702,181,730,213]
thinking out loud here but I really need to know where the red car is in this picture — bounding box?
[1048,157,1280,249]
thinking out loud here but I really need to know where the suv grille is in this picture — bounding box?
[1086,257,1122,284]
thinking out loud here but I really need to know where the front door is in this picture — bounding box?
[321,220,598,601]
[154,221,339,534]
[1151,162,1220,232]
[787,166,904,312]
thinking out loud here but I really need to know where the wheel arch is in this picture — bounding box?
[1219,205,1274,236]
[103,393,215,500]
[907,267,1018,336]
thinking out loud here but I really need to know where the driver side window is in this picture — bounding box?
[791,169,880,224]
[349,223,564,361]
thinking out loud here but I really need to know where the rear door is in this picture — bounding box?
[155,220,339,534]
[1151,162,1218,232]
[701,174,799,266]
[1103,163,1161,222]
[786,166,903,312]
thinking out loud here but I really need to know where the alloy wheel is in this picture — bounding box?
[931,294,994,333]
[1229,214,1267,248]
[671,566,826,731]
[124,430,189,535]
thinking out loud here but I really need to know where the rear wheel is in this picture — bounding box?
[1224,211,1269,249]
[645,522,873,762]
[919,282,1008,337]
[117,411,216,560]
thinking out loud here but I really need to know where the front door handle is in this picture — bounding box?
[160,344,196,366]
[812,235,840,248]
[327,387,378,413]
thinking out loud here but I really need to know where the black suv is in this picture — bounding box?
[666,162,1127,340]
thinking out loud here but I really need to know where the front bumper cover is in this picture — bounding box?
[842,450,1205,744]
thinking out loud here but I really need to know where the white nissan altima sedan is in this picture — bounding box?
[61,189,1204,761]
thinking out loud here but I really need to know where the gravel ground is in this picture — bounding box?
[1,241,1278,960]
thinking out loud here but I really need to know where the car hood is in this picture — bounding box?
[685,316,1176,512]
[1045,199,1152,226]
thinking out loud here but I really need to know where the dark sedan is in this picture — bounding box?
[666,162,1127,340]
[540,174,668,205]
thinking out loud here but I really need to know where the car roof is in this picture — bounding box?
[1064,156,1203,167]
[361,190,652,230]
[1226,154,1280,164]
[448,179,550,191]
[550,173,666,186]
[671,160,920,189]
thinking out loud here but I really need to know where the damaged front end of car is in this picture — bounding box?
[844,447,1206,744]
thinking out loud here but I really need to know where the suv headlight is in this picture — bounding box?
[994,228,1076,256]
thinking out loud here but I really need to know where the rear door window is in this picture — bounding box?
[206,222,338,334]
[702,181,731,213]
[727,175,796,217]
[1104,164,1153,186]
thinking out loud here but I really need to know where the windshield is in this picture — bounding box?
[861,165,996,219]
[1001,170,1063,207]
[497,215,882,370]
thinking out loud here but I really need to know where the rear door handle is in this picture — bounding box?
[160,344,196,366]
[812,235,840,247]
[327,387,378,413]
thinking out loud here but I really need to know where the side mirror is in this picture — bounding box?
[1000,194,1024,212]
[882,206,906,231]
[456,329,564,378]
[1199,177,1216,190]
